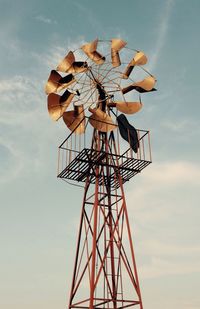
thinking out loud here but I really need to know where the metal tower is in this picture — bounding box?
[45,38,156,309]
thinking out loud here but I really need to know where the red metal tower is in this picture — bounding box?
[57,126,152,309]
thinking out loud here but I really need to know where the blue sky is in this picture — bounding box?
[0,0,200,308]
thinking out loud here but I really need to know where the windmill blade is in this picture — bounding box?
[122,85,157,94]
[45,70,76,95]
[81,39,105,65]
[122,76,156,94]
[47,90,75,121]
[108,101,143,114]
[63,104,85,134]
[134,51,148,65]
[89,108,116,132]
[117,114,139,153]
[68,61,88,73]
[122,51,148,79]
[59,73,76,87]
[57,51,88,73]
[57,51,75,72]
[45,70,61,94]
[111,38,127,51]
[111,38,127,67]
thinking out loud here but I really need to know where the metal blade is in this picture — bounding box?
[111,50,121,67]
[111,38,127,51]
[81,39,105,64]
[89,108,116,132]
[57,51,88,73]
[122,76,156,94]
[47,90,74,121]
[115,101,143,114]
[45,70,76,94]
[45,70,61,94]
[122,51,148,79]
[67,61,88,73]
[63,104,85,134]
[57,51,75,72]
[111,38,127,67]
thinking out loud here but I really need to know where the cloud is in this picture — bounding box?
[140,161,200,186]
[126,161,200,207]
[0,73,62,184]
[0,35,88,185]
[139,255,200,279]
[139,238,200,257]
[162,118,200,135]
[0,75,43,125]
[149,0,175,71]
[35,15,57,25]
[31,36,86,69]
[0,138,24,184]
[125,160,200,278]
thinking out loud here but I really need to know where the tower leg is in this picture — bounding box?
[89,167,99,309]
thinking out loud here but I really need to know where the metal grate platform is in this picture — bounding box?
[58,148,151,188]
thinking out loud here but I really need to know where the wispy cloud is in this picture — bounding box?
[31,36,86,69]
[139,255,200,279]
[0,137,24,184]
[35,15,57,25]
[149,0,175,71]
[0,73,63,184]
[162,119,200,134]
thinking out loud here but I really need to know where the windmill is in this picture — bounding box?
[45,38,156,309]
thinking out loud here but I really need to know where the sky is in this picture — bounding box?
[0,0,200,308]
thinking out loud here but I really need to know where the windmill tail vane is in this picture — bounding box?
[45,38,156,309]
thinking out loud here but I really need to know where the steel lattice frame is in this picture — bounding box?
[66,130,144,309]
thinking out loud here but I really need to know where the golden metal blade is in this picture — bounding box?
[111,50,121,67]
[59,73,76,88]
[123,51,148,79]
[88,108,116,132]
[57,51,75,72]
[122,76,156,94]
[134,51,148,65]
[115,101,143,114]
[111,39,127,67]
[63,104,85,134]
[111,38,127,51]
[45,70,61,94]
[47,90,74,121]
[81,39,105,65]
[67,61,88,73]
[57,51,88,73]
[45,70,76,95]
[133,76,156,91]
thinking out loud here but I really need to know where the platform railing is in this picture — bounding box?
[57,118,152,184]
